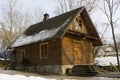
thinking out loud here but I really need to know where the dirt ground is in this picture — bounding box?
[0,67,119,80]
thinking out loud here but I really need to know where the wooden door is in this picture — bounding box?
[73,42,82,64]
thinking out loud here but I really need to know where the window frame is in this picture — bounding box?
[20,49,26,61]
[74,18,82,31]
[39,42,48,59]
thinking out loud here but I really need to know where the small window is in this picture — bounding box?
[40,43,48,58]
[21,49,25,61]
[74,16,82,30]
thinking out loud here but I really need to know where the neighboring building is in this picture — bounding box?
[10,7,102,74]
[94,44,115,57]
[117,42,120,52]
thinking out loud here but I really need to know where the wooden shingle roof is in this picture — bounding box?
[11,6,102,47]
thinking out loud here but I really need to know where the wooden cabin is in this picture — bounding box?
[10,7,102,74]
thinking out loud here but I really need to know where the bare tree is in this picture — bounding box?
[30,8,45,24]
[54,0,98,15]
[98,0,120,70]
[0,0,31,49]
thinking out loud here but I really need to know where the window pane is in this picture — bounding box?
[40,44,48,58]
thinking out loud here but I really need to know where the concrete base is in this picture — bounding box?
[15,65,73,75]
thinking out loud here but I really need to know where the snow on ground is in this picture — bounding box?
[95,56,120,66]
[0,73,119,80]
[0,74,55,80]
[0,67,119,80]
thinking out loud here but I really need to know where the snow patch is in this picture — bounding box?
[0,58,5,61]
[95,56,120,66]
[0,74,56,80]
[0,74,118,80]
[11,17,72,47]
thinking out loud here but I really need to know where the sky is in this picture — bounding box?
[21,0,58,17]
[0,0,58,17]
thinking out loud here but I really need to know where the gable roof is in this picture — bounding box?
[11,6,102,48]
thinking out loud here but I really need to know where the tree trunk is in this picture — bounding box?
[110,21,120,71]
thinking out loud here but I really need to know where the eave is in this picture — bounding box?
[66,30,98,40]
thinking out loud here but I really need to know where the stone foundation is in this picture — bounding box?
[15,65,73,75]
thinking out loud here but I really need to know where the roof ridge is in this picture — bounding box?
[30,6,85,26]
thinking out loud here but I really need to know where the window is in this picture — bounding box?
[40,43,48,58]
[21,49,25,61]
[74,16,82,30]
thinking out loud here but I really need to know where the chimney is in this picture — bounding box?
[43,13,49,21]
